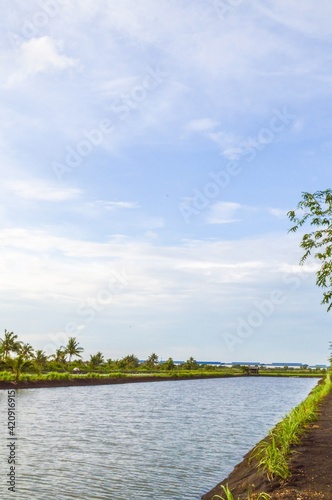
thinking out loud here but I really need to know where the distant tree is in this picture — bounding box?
[145,353,159,369]
[6,355,32,383]
[33,350,48,372]
[64,337,84,364]
[162,357,175,371]
[89,352,105,370]
[106,358,116,370]
[183,357,198,370]
[118,354,139,370]
[19,343,35,359]
[50,347,67,364]
[288,189,332,311]
[0,330,21,359]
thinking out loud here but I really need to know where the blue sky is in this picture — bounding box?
[1,0,332,364]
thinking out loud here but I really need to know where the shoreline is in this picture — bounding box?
[0,373,322,391]
[0,373,239,390]
[202,378,332,500]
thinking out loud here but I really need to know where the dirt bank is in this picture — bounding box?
[202,389,332,499]
[0,373,236,390]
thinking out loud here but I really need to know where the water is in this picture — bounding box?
[0,376,318,499]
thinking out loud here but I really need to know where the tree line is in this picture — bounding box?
[0,330,204,375]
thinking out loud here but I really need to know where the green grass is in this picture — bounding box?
[0,370,15,381]
[212,484,271,499]
[0,368,328,386]
[250,374,332,481]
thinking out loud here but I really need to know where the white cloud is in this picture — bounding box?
[0,227,302,306]
[207,202,242,224]
[5,179,81,202]
[269,208,287,218]
[6,36,77,87]
[74,200,140,218]
[208,131,247,160]
[256,1,332,39]
[186,118,219,132]
[0,225,325,362]
[100,201,139,210]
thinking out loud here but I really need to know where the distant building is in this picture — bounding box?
[197,361,223,366]
[270,362,303,369]
[308,364,328,370]
[231,361,261,366]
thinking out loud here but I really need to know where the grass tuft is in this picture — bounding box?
[250,374,332,481]
[212,484,271,499]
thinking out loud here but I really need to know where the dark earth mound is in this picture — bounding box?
[202,390,332,500]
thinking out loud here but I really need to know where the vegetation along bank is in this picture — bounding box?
[202,374,332,500]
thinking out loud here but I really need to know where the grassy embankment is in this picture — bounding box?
[211,374,332,500]
[250,373,332,479]
[0,369,241,383]
[212,485,271,500]
[0,367,326,383]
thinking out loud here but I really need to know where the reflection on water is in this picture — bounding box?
[0,377,318,499]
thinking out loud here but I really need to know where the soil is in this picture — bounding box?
[0,373,233,390]
[202,389,332,500]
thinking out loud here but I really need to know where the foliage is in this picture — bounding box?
[212,484,271,500]
[162,357,176,370]
[0,370,15,381]
[117,354,139,370]
[89,352,105,369]
[19,343,35,359]
[182,356,199,370]
[5,355,33,382]
[142,352,159,369]
[50,348,67,364]
[0,330,22,359]
[33,349,48,367]
[64,337,84,364]
[44,372,70,380]
[250,375,332,481]
[288,189,332,311]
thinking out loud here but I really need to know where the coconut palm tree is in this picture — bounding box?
[183,357,198,370]
[0,330,21,360]
[145,352,159,368]
[6,355,32,383]
[118,354,139,370]
[50,347,67,364]
[163,357,175,371]
[32,350,48,372]
[65,337,84,364]
[89,352,104,370]
[19,343,35,359]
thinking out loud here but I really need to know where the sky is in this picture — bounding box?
[1,0,332,365]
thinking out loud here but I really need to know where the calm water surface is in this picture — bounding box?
[0,377,318,499]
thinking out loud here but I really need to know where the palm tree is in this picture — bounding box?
[89,352,104,370]
[19,343,35,359]
[0,330,21,359]
[183,357,198,370]
[6,355,32,383]
[50,347,67,364]
[65,337,84,364]
[118,354,139,370]
[34,350,48,366]
[145,353,159,369]
[163,357,175,371]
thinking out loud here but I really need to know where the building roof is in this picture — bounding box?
[231,361,261,366]
[271,362,303,366]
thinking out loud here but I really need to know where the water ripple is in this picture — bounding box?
[0,377,317,499]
